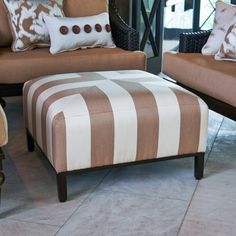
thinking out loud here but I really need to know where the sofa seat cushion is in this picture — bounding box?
[163,52,236,108]
[63,0,108,17]
[0,47,146,84]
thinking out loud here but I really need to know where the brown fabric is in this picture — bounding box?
[114,81,159,161]
[163,52,236,108]
[0,0,12,47]
[0,47,146,84]
[0,106,8,147]
[80,87,115,168]
[63,0,108,17]
[171,88,201,155]
[52,112,67,173]
[41,87,87,154]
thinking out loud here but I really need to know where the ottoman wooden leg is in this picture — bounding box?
[26,130,35,152]
[57,173,67,202]
[194,153,204,180]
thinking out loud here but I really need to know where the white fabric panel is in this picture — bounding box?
[97,80,137,164]
[63,95,91,171]
[198,98,209,152]
[97,70,157,80]
[142,83,181,158]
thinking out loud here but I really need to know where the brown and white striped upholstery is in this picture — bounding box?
[23,70,208,173]
[0,105,8,147]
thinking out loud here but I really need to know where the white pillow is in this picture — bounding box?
[202,1,236,55]
[215,18,236,61]
[43,12,116,54]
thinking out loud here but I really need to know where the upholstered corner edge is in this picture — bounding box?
[0,105,8,147]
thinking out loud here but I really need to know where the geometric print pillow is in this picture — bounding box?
[215,21,236,61]
[3,0,64,52]
[202,1,236,55]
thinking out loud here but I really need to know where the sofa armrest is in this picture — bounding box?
[179,30,211,53]
[109,0,139,51]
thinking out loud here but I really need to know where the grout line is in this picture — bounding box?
[205,117,224,164]
[0,218,60,228]
[176,117,224,236]
[53,169,112,236]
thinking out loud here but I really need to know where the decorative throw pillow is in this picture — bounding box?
[215,21,236,61]
[202,1,236,55]
[3,0,64,52]
[43,12,116,55]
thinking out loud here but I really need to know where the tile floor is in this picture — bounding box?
[0,97,235,236]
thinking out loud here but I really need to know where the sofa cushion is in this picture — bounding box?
[202,1,236,55]
[44,13,115,54]
[0,47,146,84]
[0,0,108,48]
[0,0,12,47]
[3,0,65,52]
[215,21,236,61]
[163,52,236,108]
[63,0,108,17]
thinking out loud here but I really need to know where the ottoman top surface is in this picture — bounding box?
[24,70,207,117]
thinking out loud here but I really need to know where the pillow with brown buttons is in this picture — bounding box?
[215,19,236,61]
[3,0,64,52]
[43,12,116,54]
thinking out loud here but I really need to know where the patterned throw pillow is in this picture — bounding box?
[202,1,236,55]
[215,21,236,61]
[3,0,64,52]
[43,13,116,54]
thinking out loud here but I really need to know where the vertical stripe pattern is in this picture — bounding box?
[23,71,208,173]
[80,87,115,167]
[171,88,201,155]
[114,80,159,161]
[52,112,67,172]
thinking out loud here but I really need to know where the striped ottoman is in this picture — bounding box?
[23,70,208,202]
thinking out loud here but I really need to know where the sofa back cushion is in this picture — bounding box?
[0,0,12,47]
[63,0,108,17]
[0,0,109,48]
[4,0,65,52]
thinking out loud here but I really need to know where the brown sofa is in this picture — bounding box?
[0,0,146,97]
[163,31,236,121]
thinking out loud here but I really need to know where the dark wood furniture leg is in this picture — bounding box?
[26,130,35,152]
[194,153,204,180]
[0,148,5,206]
[57,173,67,202]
